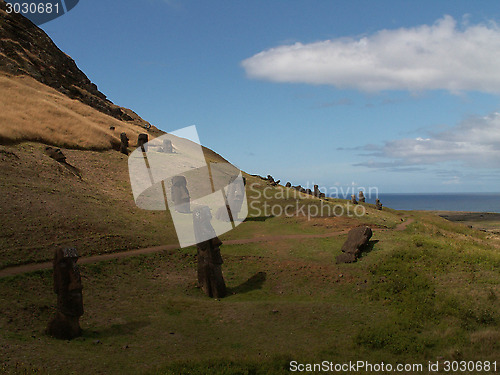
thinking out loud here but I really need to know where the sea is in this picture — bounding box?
[361,193,500,213]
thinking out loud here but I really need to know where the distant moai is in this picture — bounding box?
[120,132,129,155]
[358,191,366,203]
[137,133,149,152]
[162,139,173,153]
[171,176,190,213]
[46,248,84,340]
[285,182,292,188]
[351,194,358,205]
[375,199,383,210]
[193,206,227,298]
[314,185,320,197]
[306,188,313,195]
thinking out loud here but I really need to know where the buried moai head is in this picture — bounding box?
[171,175,190,213]
[137,133,149,152]
[120,132,129,155]
[52,248,83,318]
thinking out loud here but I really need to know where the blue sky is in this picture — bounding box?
[41,0,500,193]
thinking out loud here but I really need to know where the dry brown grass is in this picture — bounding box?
[0,73,149,149]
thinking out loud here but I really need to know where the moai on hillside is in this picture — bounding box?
[162,139,173,153]
[44,147,66,162]
[193,206,227,298]
[285,182,292,188]
[267,175,275,184]
[358,191,366,203]
[171,176,190,213]
[46,248,84,340]
[351,194,358,205]
[375,199,383,210]
[137,133,149,152]
[336,226,373,264]
[314,185,320,197]
[120,132,129,155]
[226,177,246,220]
[306,188,313,195]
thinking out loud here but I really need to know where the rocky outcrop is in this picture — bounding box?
[0,1,152,128]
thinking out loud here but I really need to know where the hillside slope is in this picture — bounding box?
[0,0,149,126]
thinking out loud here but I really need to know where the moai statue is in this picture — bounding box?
[171,176,190,213]
[285,182,292,188]
[44,147,66,162]
[314,185,320,197]
[137,133,149,152]
[46,248,83,340]
[162,139,173,153]
[226,176,246,220]
[267,175,275,184]
[351,194,358,205]
[336,226,373,264]
[193,206,227,298]
[120,132,129,155]
[358,191,366,203]
[375,199,383,210]
[306,188,313,195]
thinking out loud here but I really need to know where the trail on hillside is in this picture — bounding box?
[0,218,414,277]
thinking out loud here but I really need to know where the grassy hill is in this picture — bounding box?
[1,7,500,374]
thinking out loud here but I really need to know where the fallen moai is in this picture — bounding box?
[336,226,373,264]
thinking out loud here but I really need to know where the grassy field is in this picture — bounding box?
[1,140,500,374]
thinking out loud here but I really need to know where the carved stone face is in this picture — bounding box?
[192,206,216,243]
[53,248,83,317]
[171,176,190,213]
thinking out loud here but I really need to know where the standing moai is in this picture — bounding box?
[226,177,246,220]
[285,182,291,188]
[314,185,321,197]
[193,206,227,298]
[375,199,383,210]
[358,191,366,203]
[171,176,191,213]
[162,139,173,153]
[46,248,84,340]
[137,133,149,152]
[351,194,358,205]
[120,132,129,155]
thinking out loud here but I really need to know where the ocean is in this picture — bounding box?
[362,193,500,213]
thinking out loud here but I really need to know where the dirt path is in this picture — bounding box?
[0,218,414,278]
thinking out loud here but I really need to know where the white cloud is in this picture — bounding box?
[362,112,500,168]
[242,16,500,93]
